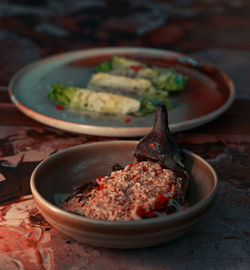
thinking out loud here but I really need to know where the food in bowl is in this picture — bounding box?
[60,160,188,221]
[60,103,189,221]
[49,56,188,116]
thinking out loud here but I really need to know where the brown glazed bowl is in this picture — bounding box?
[30,141,218,249]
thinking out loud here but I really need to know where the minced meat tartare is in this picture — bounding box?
[60,160,188,221]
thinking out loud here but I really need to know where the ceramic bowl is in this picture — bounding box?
[30,141,218,249]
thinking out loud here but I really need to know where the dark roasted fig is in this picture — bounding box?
[134,102,185,172]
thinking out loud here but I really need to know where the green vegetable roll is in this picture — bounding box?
[49,83,140,114]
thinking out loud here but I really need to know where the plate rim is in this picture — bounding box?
[8,47,235,137]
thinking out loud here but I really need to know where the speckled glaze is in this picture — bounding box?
[30,141,217,249]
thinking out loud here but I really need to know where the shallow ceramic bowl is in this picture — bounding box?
[30,141,218,249]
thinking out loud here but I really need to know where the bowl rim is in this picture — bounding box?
[30,140,218,227]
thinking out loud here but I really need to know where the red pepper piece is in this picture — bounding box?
[136,205,156,218]
[136,205,147,218]
[155,193,169,211]
[96,184,105,190]
[56,105,63,110]
[149,143,154,149]
[130,65,143,72]
[125,118,131,123]
[97,176,103,181]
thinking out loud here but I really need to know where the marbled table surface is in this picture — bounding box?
[0,1,249,269]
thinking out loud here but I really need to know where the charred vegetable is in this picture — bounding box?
[134,102,185,172]
[60,103,190,220]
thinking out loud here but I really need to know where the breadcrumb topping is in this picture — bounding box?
[60,161,188,221]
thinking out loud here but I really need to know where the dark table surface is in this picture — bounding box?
[0,1,249,269]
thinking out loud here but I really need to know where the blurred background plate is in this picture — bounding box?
[8,47,235,137]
